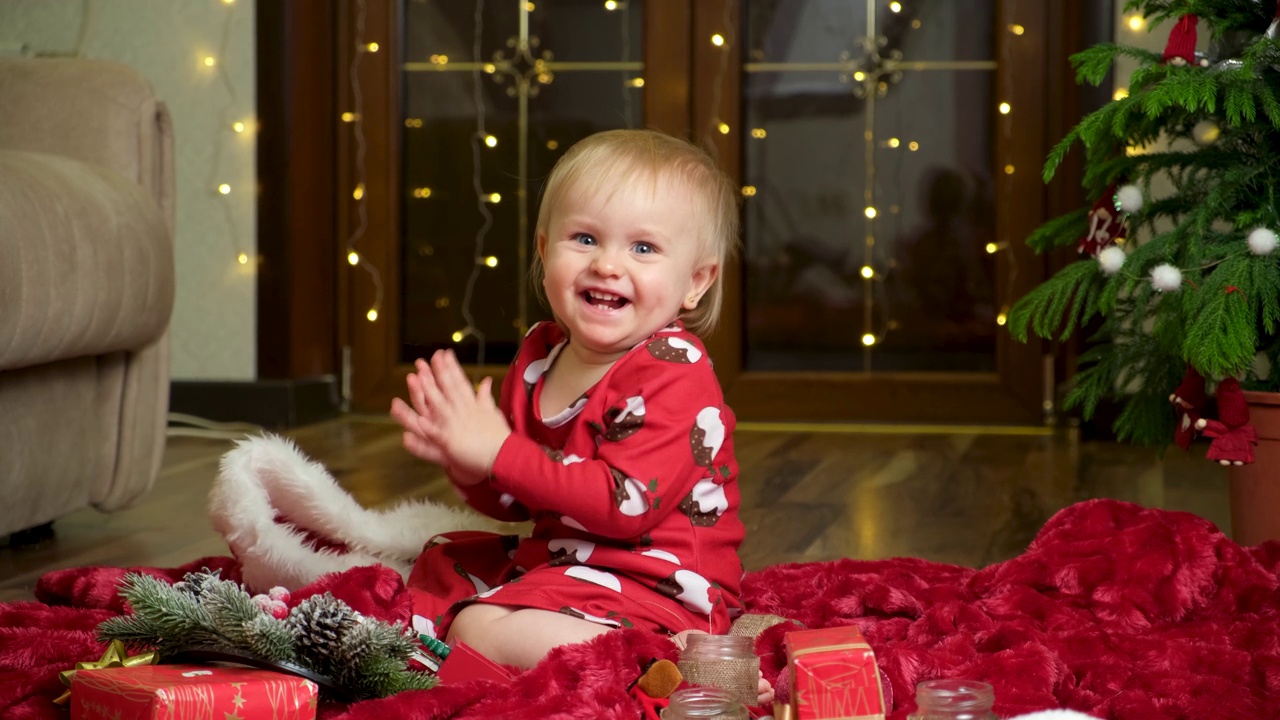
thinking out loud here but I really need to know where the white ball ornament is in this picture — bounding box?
[1098,246,1126,275]
[1116,184,1144,213]
[1150,263,1183,292]
[1247,227,1278,256]
[1192,119,1221,146]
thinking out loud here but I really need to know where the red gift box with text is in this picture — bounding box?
[70,664,318,720]
[786,625,886,720]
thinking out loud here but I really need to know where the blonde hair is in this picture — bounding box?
[531,129,740,336]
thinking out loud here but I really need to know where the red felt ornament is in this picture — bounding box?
[1169,365,1207,450]
[1163,15,1199,66]
[1195,378,1259,465]
[1077,184,1127,256]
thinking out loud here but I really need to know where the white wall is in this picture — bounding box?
[0,0,257,381]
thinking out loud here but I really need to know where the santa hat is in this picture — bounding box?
[1216,377,1250,428]
[1162,15,1198,65]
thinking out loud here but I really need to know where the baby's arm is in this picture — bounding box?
[490,350,732,539]
[391,358,529,521]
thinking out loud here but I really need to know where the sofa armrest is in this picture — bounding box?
[0,151,174,371]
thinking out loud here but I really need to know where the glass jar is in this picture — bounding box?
[662,687,749,720]
[906,679,997,720]
[676,634,759,706]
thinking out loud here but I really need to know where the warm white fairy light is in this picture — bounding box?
[741,185,757,197]
[711,33,725,47]
[204,0,250,269]
[998,102,1011,114]
[861,266,875,279]
[605,0,618,9]
[862,333,877,347]
[889,2,902,12]
[484,134,498,147]
[343,0,384,323]
[717,122,730,134]
[483,255,499,268]
[1127,15,1144,31]
[1113,88,1128,101]
[864,206,877,219]
[1008,24,1024,35]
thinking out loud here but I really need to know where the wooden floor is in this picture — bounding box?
[0,416,1230,603]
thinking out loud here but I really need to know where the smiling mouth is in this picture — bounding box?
[583,290,629,310]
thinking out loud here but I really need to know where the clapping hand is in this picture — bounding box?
[390,350,510,484]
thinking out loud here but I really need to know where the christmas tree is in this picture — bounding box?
[1011,0,1280,456]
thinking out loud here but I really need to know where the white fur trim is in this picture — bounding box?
[210,434,498,592]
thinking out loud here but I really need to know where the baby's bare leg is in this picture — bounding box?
[447,603,612,669]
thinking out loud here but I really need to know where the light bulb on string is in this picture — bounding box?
[237,253,249,265]
[233,121,246,133]
[998,102,1011,114]
[889,2,902,12]
[865,206,877,219]
[711,34,725,47]
[482,256,499,268]
[1008,24,1025,35]
[203,56,216,68]
[1127,15,1144,31]
[218,183,231,195]
[741,185,757,197]
[860,266,875,279]
[367,309,378,322]
[366,42,379,52]
[861,333,877,347]
[996,311,1008,326]
[353,183,365,200]
[484,134,498,147]
[348,252,360,266]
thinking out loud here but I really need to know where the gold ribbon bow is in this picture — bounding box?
[53,639,158,706]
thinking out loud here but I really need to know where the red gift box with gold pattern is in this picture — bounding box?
[69,664,318,720]
[786,625,886,720]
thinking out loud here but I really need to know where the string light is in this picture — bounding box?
[751,128,767,138]
[1113,88,1128,101]
[860,266,875,279]
[404,117,422,127]
[889,2,902,12]
[717,121,730,134]
[887,137,900,148]
[1127,15,1144,31]
[711,34,725,47]
[908,141,919,151]
[605,0,618,9]
[483,255,499,267]
[996,311,1008,326]
[343,0,384,325]
[864,206,878,219]
[547,140,559,150]
[204,0,249,269]
[628,77,645,87]
[1008,24,1025,35]
[412,187,433,198]
[1004,164,1015,175]
[741,185,757,196]
[454,0,495,365]
[484,134,498,147]
[366,42,379,52]
[861,334,877,347]
[998,102,1011,114]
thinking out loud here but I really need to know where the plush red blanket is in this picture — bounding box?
[3,499,1278,719]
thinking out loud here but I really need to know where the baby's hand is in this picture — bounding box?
[414,350,512,478]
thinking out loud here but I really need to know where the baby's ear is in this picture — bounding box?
[536,232,549,260]
[690,262,718,298]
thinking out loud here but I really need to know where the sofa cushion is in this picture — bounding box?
[0,150,174,371]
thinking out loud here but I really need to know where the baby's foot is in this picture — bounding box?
[670,630,775,706]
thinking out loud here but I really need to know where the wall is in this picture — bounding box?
[0,0,257,381]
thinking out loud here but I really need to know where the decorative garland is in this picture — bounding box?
[97,570,435,700]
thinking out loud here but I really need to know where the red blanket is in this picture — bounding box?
[4,499,1278,719]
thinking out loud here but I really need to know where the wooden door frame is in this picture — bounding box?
[692,0,1090,423]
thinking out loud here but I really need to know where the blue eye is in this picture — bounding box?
[633,242,655,255]
[572,233,596,246]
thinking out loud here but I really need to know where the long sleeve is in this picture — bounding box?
[489,337,735,540]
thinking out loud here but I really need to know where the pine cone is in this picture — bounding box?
[286,593,357,668]
[175,569,222,600]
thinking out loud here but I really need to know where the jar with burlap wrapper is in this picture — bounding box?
[676,634,758,708]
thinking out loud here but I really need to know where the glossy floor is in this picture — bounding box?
[0,417,1230,602]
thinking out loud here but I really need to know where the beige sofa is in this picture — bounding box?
[0,58,175,540]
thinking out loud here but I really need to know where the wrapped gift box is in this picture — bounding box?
[70,664,318,720]
[786,625,886,720]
